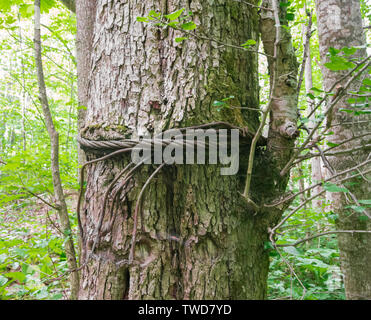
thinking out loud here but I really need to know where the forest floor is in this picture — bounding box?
[0,194,78,300]
[0,194,345,300]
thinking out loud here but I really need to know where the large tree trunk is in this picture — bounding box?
[76,0,297,300]
[76,0,270,300]
[315,0,371,300]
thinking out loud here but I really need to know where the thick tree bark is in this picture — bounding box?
[76,0,297,300]
[315,0,371,300]
[77,0,266,300]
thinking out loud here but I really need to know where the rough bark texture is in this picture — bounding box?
[260,0,299,196]
[316,0,371,300]
[76,0,275,300]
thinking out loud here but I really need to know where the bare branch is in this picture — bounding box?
[266,157,371,208]
[294,133,371,164]
[22,187,59,210]
[271,166,371,233]
[280,58,371,176]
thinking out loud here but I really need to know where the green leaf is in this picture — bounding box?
[359,200,371,205]
[51,293,63,300]
[339,108,355,114]
[4,272,26,284]
[327,212,339,222]
[354,110,371,115]
[346,205,366,213]
[165,8,184,21]
[264,241,274,250]
[13,248,28,258]
[286,13,295,21]
[327,142,339,148]
[279,1,291,8]
[168,21,179,28]
[0,275,8,287]
[5,16,16,25]
[329,47,341,56]
[307,93,316,100]
[213,101,226,107]
[324,56,355,71]
[181,21,197,31]
[300,117,310,124]
[323,182,349,193]
[40,0,57,13]
[342,47,358,56]
[35,288,49,300]
[136,17,149,23]
[283,246,300,255]
[310,87,324,93]
[241,39,256,47]
[148,10,161,18]
[19,4,34,18]
[0,253,6,264]
[175,37,188,43]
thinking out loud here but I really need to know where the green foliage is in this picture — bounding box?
[136,8,196,43]
[323,183,349,193]
[0,205,76,299]
[268,205,345,300]
[165,9,184,21]
[0,0,60,17]
[324,47,361,71]
[241,39,257,48]
[0,0,78,300]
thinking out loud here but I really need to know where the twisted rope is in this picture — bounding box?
[77,121,263,152]
[76,121,264,267]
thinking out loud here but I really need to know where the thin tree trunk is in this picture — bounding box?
[315,0,371,300]
[18,14,27,152]
[34,0,79,299]
[75,0,95,173]
[304,31,322,209]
